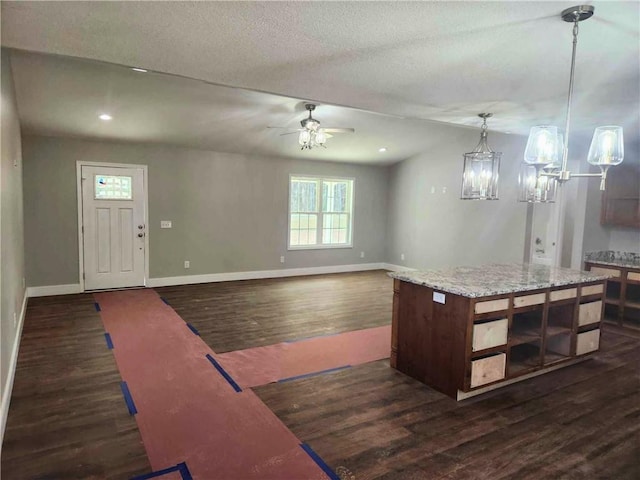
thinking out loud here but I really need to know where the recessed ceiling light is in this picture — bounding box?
[379,147,387,152]
[99,114,113,121]
[131,67,148,73]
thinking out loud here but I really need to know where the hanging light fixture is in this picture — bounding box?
[461,113,501,200]
[519,5,624,202]
[298,104,327,150]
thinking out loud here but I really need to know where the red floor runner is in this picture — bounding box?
[216,325,391,388]
[95,289,328,480]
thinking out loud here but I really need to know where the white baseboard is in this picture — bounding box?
[1,289,28,451]
[147,263,389,288]
[380,263,417,272]
[26,284,82,297]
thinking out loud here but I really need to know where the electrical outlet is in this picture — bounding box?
[13,312,17,328]
[161,221,172,229]
[184,260,190,269]
[280,256,285,264]
[22,277,26,289]
[401,253,405,261]
[442,186,447,194]
[360,251,365,258]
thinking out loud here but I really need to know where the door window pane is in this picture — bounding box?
[95,175,133,200]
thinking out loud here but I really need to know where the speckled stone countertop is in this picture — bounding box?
[389,263,611,298]
[584,251,640,269]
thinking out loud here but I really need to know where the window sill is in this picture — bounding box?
[288,244,354,251]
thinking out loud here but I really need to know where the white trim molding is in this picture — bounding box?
[27,284,82,297]
[148,263,389,288]
[1,289,28,449]
[380,263,417,272]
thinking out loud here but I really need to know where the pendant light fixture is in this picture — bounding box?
[519,5,624,203]
[461,113,501,200]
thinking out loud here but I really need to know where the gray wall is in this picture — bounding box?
[386,123,529,269]
[22,135,389,286]
[1,49,26,423]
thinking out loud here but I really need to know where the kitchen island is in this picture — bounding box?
[389,263,610,400]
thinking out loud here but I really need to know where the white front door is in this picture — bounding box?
[81,165,146,290]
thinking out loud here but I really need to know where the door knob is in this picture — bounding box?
[138,233,145,238]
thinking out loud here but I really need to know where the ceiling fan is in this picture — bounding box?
[268,103,355,150]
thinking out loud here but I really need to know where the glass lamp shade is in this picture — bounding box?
[298,130,311,146]
[518,163,557,203]
[587,126,624,167]
[315,129,327,146]
[524,126,559,167]
[461,152,501,200]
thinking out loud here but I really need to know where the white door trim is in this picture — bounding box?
[76,161,149,292]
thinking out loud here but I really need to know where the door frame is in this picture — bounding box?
[76,161,150,292]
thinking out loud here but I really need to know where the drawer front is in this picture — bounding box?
[590,266,621,278]
[474,298,509,314]
[472,318,508,352]
[581,284,604,296]
[578,301,602,326]
[550,288,577,302]
[576,329,600,355]
[628,271,640,282]
[470,353,506,388]
[514,292,546,308]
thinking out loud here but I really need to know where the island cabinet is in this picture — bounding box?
[389,264,609,400]
[584,251,640,329]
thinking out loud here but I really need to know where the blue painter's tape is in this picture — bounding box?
[120,381,138,415]
[177,462,193,480]
[94,302,101,312]
[104,333,114,349]
[186,323,200,336]
[160,297,170,305]
[130,462,192,480]
[300,443,340,480]
[205,354,242,392]
[278,365,351,383]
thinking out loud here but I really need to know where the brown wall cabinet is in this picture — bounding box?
[601,163,640,228]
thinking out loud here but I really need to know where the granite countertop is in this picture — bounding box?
[584,251,640,269]
[388,263,611,298]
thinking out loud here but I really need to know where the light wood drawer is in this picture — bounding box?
[475,298,509,314]
[628,271,640,281]
[576,329,600,355]
[590,266,621,277]
[472,318,508,352]
[578,301,602,326]
[550,288,577,302]
[581,284,604,296]
[470,353,506,388]
[514,292,546,308]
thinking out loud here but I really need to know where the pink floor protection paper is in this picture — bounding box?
[94,289,330,480]
[216,325,391,388]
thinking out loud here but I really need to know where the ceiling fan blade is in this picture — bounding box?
[322,128,355,134]
[279,131,300,136]
[267,126,292,129]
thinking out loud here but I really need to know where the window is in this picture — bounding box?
[95,175,133,200]
[289,176,354,249]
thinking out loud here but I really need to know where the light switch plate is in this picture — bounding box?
[433,292,446,304]
[161,221,172,229]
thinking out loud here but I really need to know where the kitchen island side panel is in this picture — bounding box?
[395,281,471,397]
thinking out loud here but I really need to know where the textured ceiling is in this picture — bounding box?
[2,1,639,163]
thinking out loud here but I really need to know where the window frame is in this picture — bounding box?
[287,174,355,251]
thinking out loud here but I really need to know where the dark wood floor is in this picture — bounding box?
[1,294,150,480]
[3,272,639,480]
[157,270,394,352]
[255,327,640,480]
